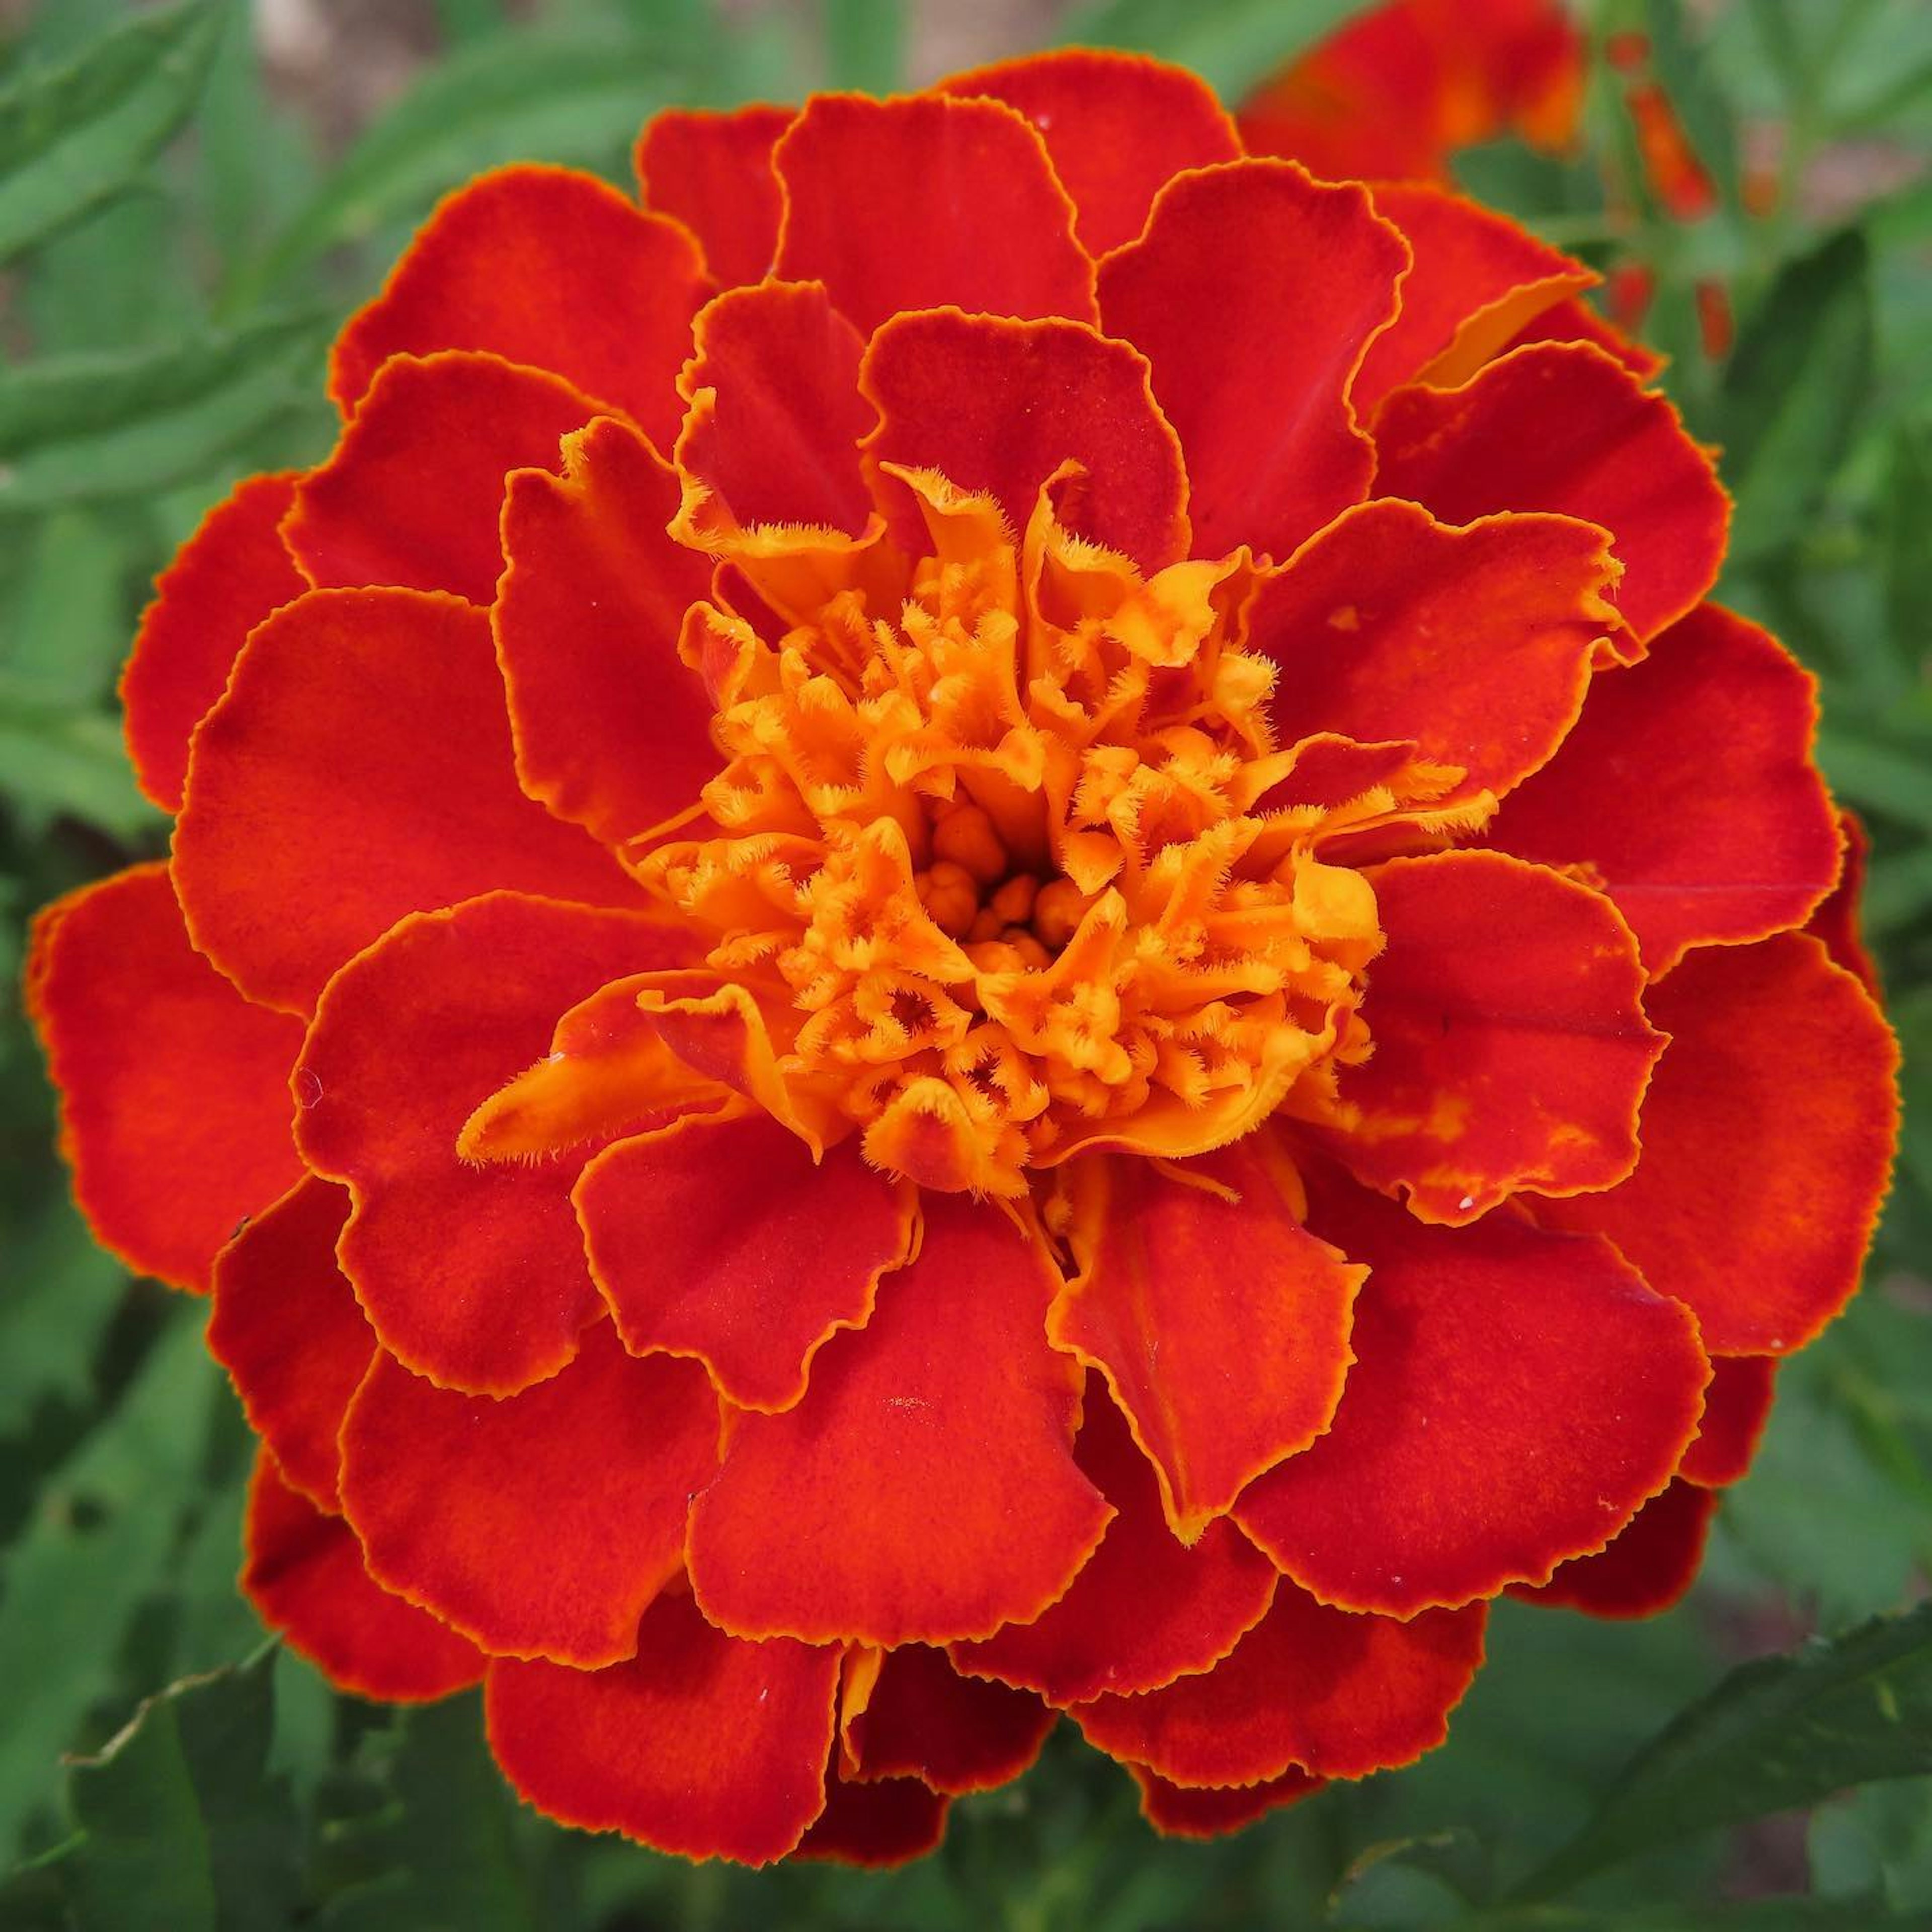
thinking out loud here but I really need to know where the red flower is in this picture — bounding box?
[30,51,1896,1866]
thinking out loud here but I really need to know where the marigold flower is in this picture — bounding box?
[29,50,1898,1868]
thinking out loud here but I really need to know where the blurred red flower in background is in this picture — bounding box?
[28,46,1895,1867]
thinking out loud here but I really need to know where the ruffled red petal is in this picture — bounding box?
[1806,809,1882,998]
[1356,183,1591,411]
[634,104,791,287]
[576,1113,912,1413]
[1315,851,1661,1223]
[330,165,708,453]
[495,416,718,847]
[1251,499,1616,799]
[285,351,601,604]
[1511,1480,1718,1620]
[120,472,304,813]
[860,309,1189,573]
[1538,934,1899,1355]
[1097,160,1408,560]
[1488,603,1840,974]
[688,1194,1112,1646]
[796,1765,949,1867]
[174,588,636,1016]
[243,1451,483,1701]
[28,865,303,1292]
[1130,1763,1324,1840]
[207,1175,371,1509]
[295,893,701,1394]
[486,1591,841,1865]
[1679,1355,1777,1489]
[1505,293,1663,380]
[843,1644,1056,1794]
[340,1320,717,1667]
[951,1385,1278,1705]
[1050,1144,1362,1541]
[1236,1172,1708,1615]
[1372,341,1729,648]
[1072,1583,1485,1786]
[938,50,1240,257]
[773,93,1096,335]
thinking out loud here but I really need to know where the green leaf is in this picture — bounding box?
[0,508,132,705]
[1718,229,1875,560]
[1055,0,1361,100]
[0,692,162,841]
[1517,1600,1932,1900]
[0,0,224,262]
[824,0,906,93]
[0,1194,126,1440]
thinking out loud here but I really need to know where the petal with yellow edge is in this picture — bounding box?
[840,1643,1056,1793]
[633,104,791,288]
[1510,1480,1719,1621]
[1130,1763,1324,1840]
[1678,1355,1777,1489]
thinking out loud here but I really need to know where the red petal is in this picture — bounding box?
[28,865,303,1292]
[773,92,1096,335]
[1538,934,1899,1355]
[1505,293,1664,381]
[208,1175,371,1509]
[796,1767,948,1867]
[174,588,637,1016]
[1236,1174,1708,1616]
[243,1450,483,1701]
[1356,183,1591,411]
[951,1384,1278,1705]
[1072,1583,1485,1785]
[1372,341,1729,647]
[859,309,1189,574]
[120,472,304,813]
[844,1644,1056,1794]
[1097,160,1408,559]
[330,165,708,453]
[1317,851,1662,1223]
[295,893,700,1394]
[1679,1355,1777,1489]
[1130,1762,1324,1840]
[677,280,873,535]
[939,49,1240,257]
[1806,809,1882,999]
[1488,603,1840,974]
[634,104,791,287]
[495,416,718,847]
[485,1591,840,1864]
[1049,1143,1362,1541]
[1511,1480,1718,1620]
[688,1194,1112,1646]
[340,1321,718,1667]
[577,1113,912,1413]
[286,352,600,604]
[1250,499,1617,799]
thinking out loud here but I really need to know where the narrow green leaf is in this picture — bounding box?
[1055,0,1360,100]
[1517,1601,1932,1900]
[0,0,224,261]
[0,1194,126,1438]
[0,693,164,840]
[824,0,905,92]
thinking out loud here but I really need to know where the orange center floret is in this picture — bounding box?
[627,468,1399,1196]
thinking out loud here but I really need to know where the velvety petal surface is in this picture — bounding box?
[1679,1355,1777,1489]
[1236,1174,1708,1616]
[1049,1142,1363,1541]
[1316,851,1661,1222]
[1098,160,1408,559]
[1488,603,1840,973]
[1251,499,1617,799]
[1372,341,1728,646]
[1539,934,1899,1355]
[774,93,1095,334]
[243,1452,484,1702]
[1513,1480,1719,1620]
[340,1321,719,1666]
[939,50,1240,256]
[1131,1764,1324,1840]
[952,1385,1278,1705]
[174,588,636,1015]
[120,471,304,812]
[296,894,700,1394]
[860,309,1189,573]
[331,165,708,452]
[688,1194,1112,1645]
[208,1175,372,1509]
[577,1112,913,1413]
[495,416,718,846]
[1072,1584,1486,1786]
[843,1644,1056,1793]
[486,1590,841,1865]
[286,351,601,603]
[28,865,304,1291]
[635,104,791,287]
[796,1768,949,1868]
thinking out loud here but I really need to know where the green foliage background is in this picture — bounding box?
[0,1,1926,1925]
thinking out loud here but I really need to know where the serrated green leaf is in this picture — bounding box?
[1516,1601,1932,1900]
[0,0,224,262]
[1055,0,1360,100]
